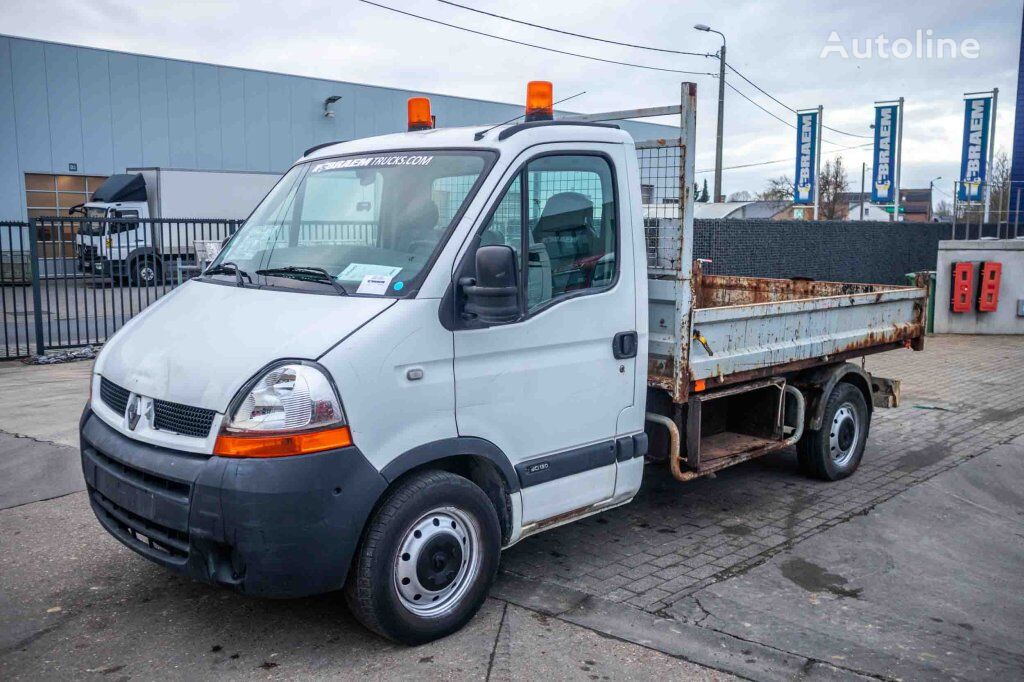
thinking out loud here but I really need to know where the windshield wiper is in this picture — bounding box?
[255,266,348,295]
[204,261,251,287]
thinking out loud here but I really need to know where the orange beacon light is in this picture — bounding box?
[407,97,433,131]
[525,81,553,122]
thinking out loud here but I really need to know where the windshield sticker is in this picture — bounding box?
[339,263,402,281]
[310,155,434,173]
[356,273,394,295]
[393,281,404,291]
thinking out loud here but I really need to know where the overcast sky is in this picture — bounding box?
[2,0,1020,200]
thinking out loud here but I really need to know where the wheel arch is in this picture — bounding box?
[793,362,873,432]
[379,438,519,544]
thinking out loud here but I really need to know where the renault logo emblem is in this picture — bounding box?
[126,395,142,431]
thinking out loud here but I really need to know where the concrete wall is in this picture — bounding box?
[933,240,1024,334]
[0,34,678,221]
[693,219,950,284]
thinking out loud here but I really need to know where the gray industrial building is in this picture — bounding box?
[0,34,677,221]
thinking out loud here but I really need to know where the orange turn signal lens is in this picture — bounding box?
[525,81,553,122]
[407,97,433,131]
[693,379,706,393]
[214,426,352,458]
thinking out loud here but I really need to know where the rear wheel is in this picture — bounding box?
[344,470,501,645]
[797,382,869,481]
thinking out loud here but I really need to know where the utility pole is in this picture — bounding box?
[694,24,726,202]
[928,176,942,221]
[893,96,904,222]
[860,162,867,220]
[983,87,998,224]
[813,105,823,220]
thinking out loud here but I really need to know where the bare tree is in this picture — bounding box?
[819,156,849,219]
[934,199,952,220]
[757,175,793,201]
[727,190,753,202]
[958,150,1010,224]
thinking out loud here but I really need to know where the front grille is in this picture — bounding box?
[100,377,129,415]
[99,377,215,439]
[153,399,216,439]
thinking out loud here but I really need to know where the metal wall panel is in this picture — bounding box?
[0,39,23,215]
[243,71,270,171]
[107,52,143,174]
[77,48,115,173]
[193,63,222,169]
[10,38,52,174]
[138,57,171,167]
[0,35,678,220]
[218,68,246,170]
[43,43,85,173]
[166,61,198,169]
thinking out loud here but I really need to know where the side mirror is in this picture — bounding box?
[460,244,520,324]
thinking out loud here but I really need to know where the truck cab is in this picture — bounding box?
[80,85,924,645]
[76,173,151,280]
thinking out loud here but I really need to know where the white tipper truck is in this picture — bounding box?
[74,167,280,284]
[80,84,926,644]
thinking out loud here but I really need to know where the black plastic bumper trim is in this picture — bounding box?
[80,409,388,598]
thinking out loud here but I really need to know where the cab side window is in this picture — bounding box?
[470,154,617,319]
[526,155,616,310]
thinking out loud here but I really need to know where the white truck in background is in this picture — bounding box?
[75,167,280,285]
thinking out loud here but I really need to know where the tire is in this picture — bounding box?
[797,382,869,481]
[130,257,161,287]
[344,470,501,645]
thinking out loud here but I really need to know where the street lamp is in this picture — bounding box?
[694,24,726,203]
[928,176,942,221]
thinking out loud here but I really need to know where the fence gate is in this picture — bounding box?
[0,217,241,358]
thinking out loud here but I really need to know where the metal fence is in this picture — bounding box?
[951,180,1024,239]
[1,221,33,358]
[1,217,242,358]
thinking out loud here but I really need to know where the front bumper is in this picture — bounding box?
[80,409,387,598]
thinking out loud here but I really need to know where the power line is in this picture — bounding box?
[357,1,714,77]
[437,0,874,142]
[729,62,872,139]
[696,141,873,174]
[435,0,711,58]
[725,80,845,146]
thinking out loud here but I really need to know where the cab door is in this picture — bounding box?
[453,145,637,526]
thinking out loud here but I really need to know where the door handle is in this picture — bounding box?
[612,331,638,359]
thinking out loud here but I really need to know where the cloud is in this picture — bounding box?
[0,0,1016,195]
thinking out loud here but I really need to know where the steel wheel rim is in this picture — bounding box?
[394,506,481,617]
[139,265,155,282]
[829,402,859,468]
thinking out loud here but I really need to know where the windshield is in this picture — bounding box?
[78,206,109,236]
[209,151,494,296]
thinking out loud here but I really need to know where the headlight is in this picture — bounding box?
[215,362,351,458]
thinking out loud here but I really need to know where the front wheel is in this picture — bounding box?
[130,257,161,287]
[344,470,501,645]
[797,382,869,481]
